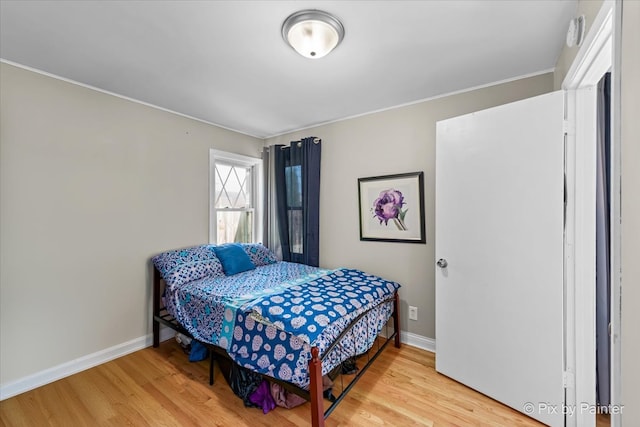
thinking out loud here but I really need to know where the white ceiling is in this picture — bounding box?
[0,0,577,139]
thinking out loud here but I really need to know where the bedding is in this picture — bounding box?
[164,261,326,347]
[158,251,400,388]
[231,275,395,387]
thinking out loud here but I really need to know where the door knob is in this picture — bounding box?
[436,258,448,268]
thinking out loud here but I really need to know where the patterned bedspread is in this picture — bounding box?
[164,262,400,388]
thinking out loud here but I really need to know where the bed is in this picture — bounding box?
[151,243,400,427]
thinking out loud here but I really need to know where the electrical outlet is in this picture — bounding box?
[409,306,418,321]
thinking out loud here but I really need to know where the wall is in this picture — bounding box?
[266,73,554,340]
[554,0,605,89]
[620,0,640,422]
[0,63,263,386]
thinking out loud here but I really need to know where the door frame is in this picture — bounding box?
[562,1,621,426]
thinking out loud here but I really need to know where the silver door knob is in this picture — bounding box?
[436,258,448,268]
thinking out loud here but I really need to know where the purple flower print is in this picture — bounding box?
[372,189,408,230]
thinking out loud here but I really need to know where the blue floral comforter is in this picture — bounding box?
[164,262,400,388]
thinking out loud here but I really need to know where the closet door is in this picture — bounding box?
[435,91,565,426]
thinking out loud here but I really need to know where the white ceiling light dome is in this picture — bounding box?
[282,10,345,59]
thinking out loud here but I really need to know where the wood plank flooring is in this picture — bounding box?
[1,340,545,426]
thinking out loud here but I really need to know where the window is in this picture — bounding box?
[210,150,261,245]
[285,164,303,254]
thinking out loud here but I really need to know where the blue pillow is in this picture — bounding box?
[214,243,256,275]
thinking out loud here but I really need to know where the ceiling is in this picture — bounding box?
[0,1,577,139]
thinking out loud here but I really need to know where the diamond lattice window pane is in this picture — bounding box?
[215,163,251,209]
[215,164,232,208]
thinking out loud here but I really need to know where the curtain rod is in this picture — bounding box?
[278,137,321,149]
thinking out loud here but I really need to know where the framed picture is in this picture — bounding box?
[358,171,426,243]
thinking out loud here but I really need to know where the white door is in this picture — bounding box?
[435,91,565,427]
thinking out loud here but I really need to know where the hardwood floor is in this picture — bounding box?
[596,414,610,427]
[1,340,545,426]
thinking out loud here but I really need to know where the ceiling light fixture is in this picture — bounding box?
[282,10,344,59]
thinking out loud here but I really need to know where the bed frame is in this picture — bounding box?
[152,266,401,427]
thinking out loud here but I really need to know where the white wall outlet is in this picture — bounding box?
[409,306,418,321]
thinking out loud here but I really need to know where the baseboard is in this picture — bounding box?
[0,326,175,401]
[401,331,436,353]
[378,328,436,353]
[0,327,432,400]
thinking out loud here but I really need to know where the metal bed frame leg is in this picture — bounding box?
[153,267,161,348]
[209,350,215,385]
[309,347,325,427]
[393,291,401,348]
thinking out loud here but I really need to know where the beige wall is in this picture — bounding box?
[266,73,554,339]
[620,0,640,422]
[554,0,605,89]
[0,63,263,384]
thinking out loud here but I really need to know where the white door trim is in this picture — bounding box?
[609,4,623,424]
[561,1,621,426]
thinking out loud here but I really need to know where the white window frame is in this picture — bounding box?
[209,149,262,244]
